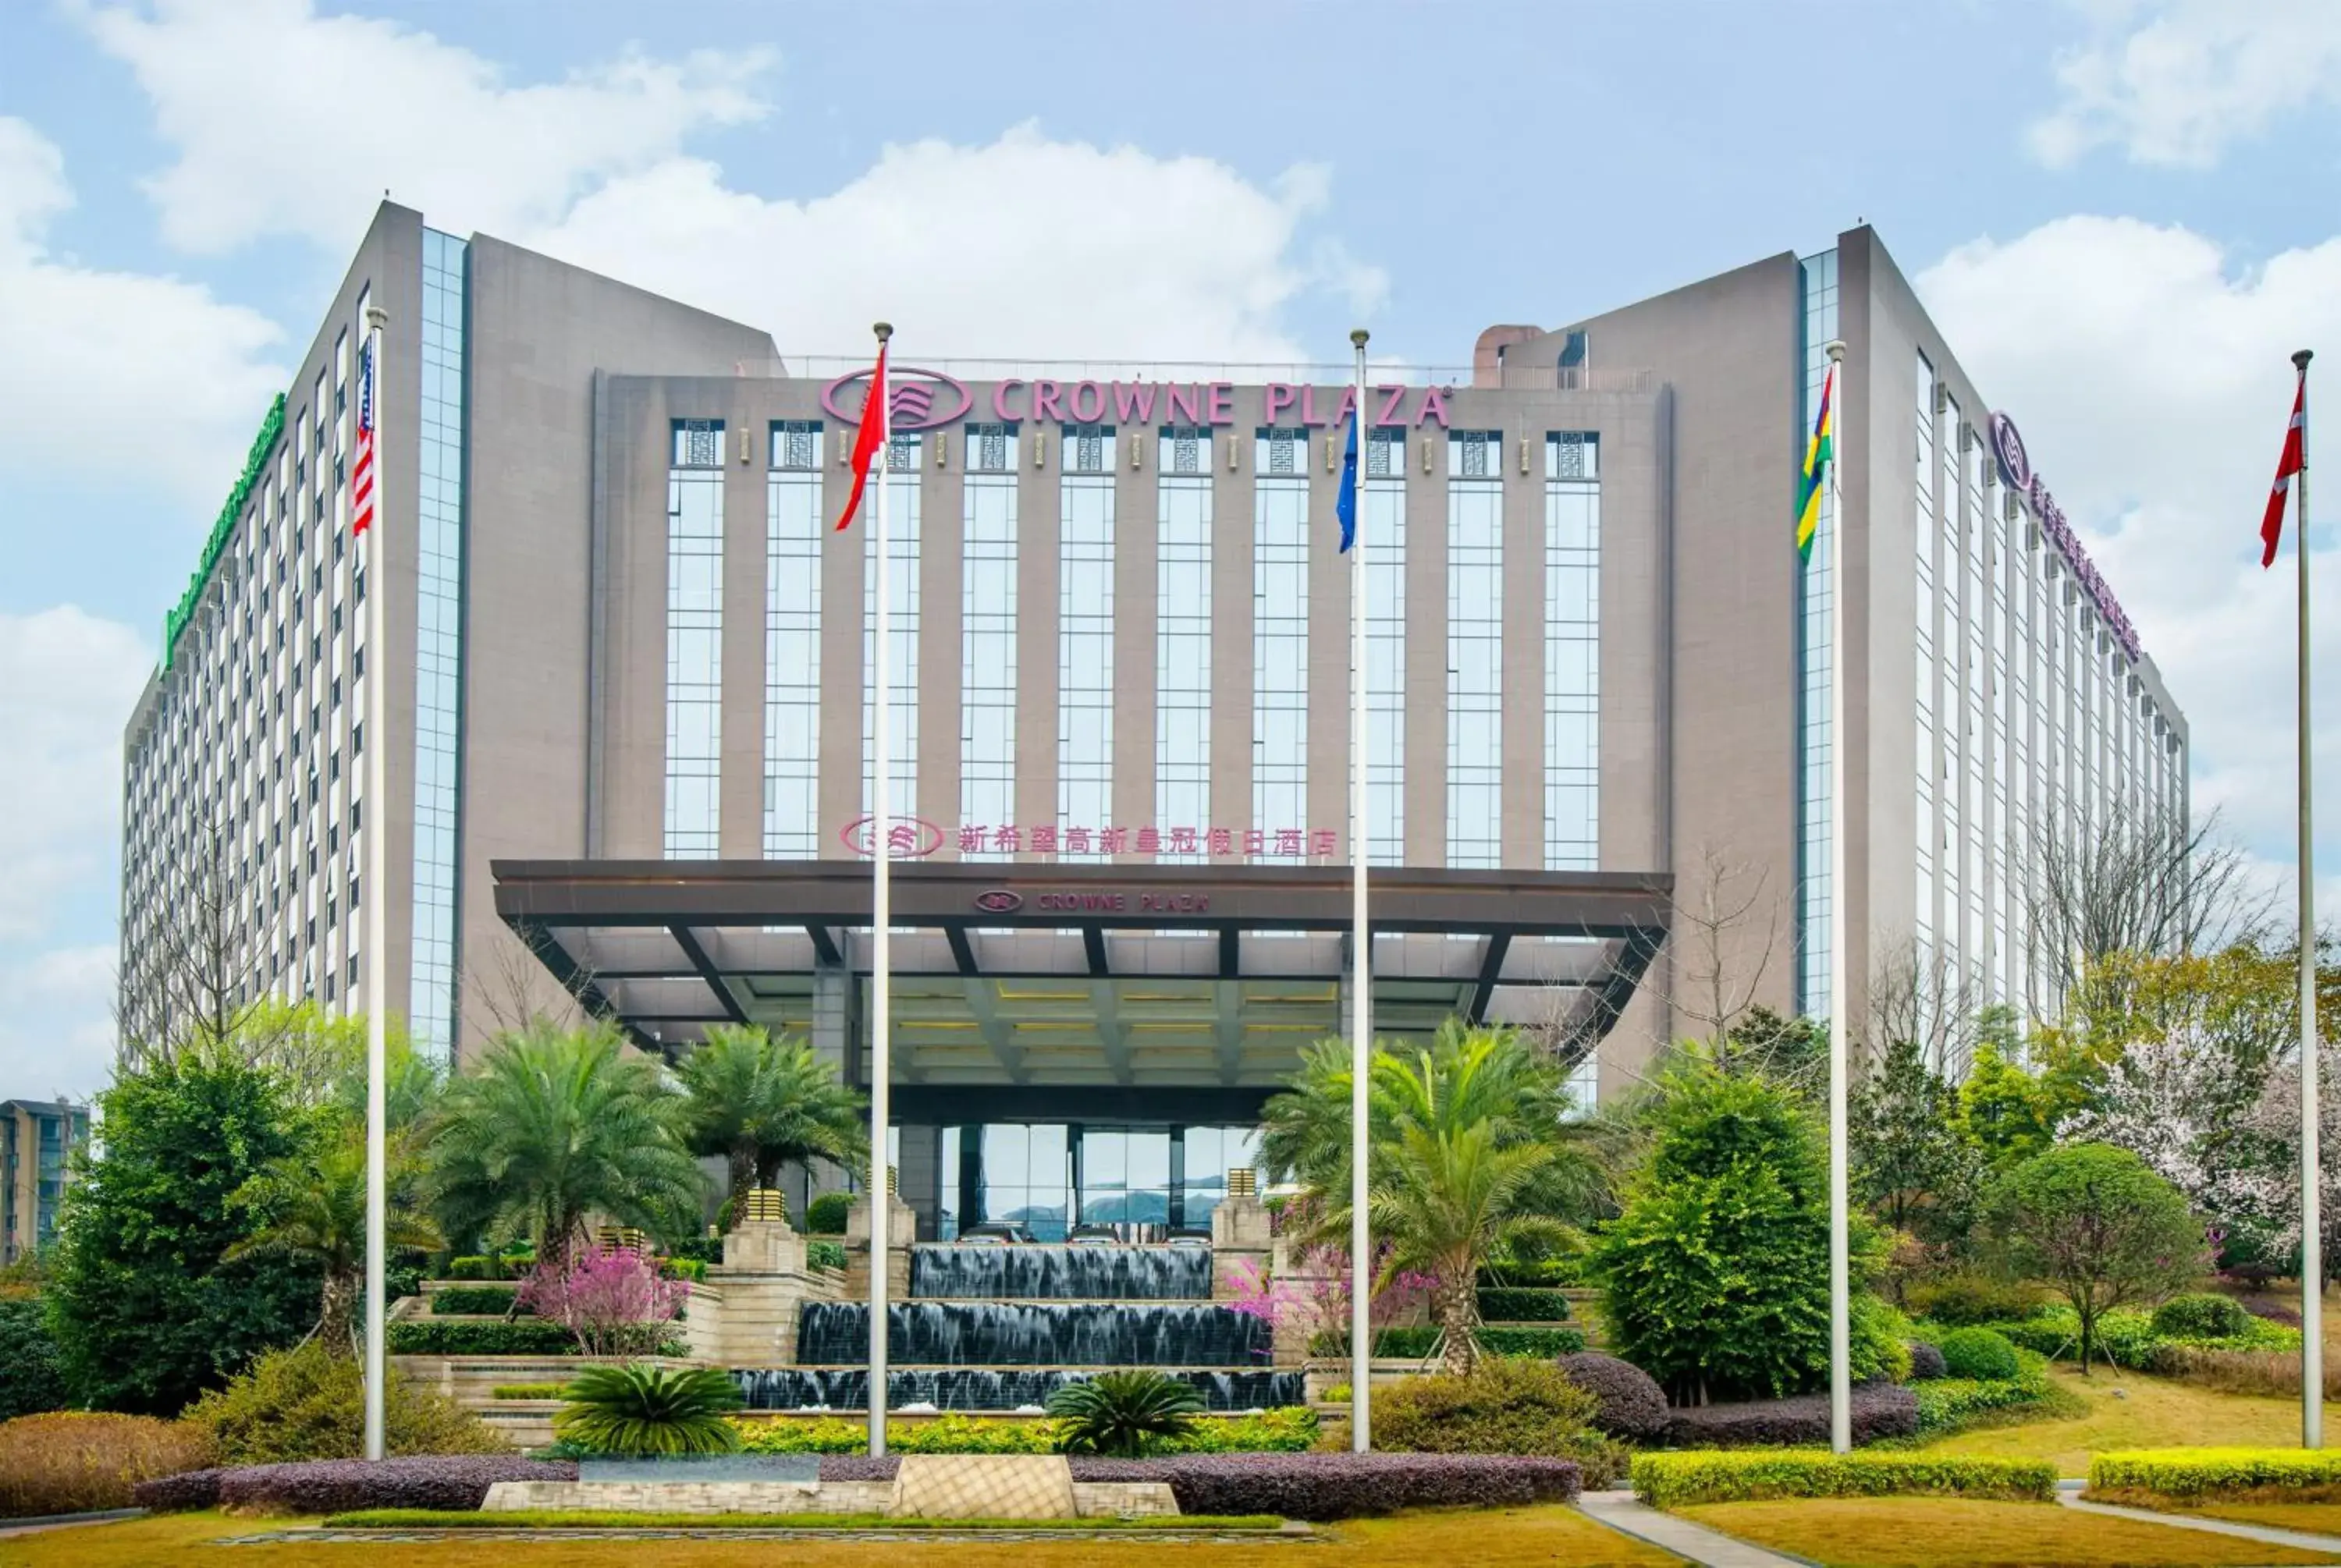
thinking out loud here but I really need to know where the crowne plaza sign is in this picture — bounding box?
[822,367,1455,433]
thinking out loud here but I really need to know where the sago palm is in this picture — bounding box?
[554,1363,744,1456]
[1046,1371,1205,1457]
[425,1020,705,1268]
[228,1128,443,1353]
[673,1025,868,1212]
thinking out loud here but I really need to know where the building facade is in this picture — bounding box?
[2,1101,90,1264]
[120,208,2186,1236]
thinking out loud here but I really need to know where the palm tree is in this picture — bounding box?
[1259,1020,1594,1374]
[228,1129,443,1353]
[425,1021,706,1270]
[672,1025,868,1215]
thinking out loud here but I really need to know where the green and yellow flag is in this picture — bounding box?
[1796,362,1836,562]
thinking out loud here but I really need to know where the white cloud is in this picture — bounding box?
[80,0,772,254]
[2030,0,2341,169]
[530,127,1386,364]
[0,605,155,945]
[0,117,286,506]
[0,945,121,1102]
[1916,216,2341,902]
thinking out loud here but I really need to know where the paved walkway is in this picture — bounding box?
[1575,1490,1811,1567]
[2057,1492,2341,1557]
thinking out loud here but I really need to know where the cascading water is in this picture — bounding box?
[796,1301,1272,1368]
[910,1244,1212,1300]
[735,1368,1304,1414]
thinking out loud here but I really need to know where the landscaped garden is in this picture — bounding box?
[5,934,2340,1564]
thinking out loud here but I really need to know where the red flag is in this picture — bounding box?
[2263,367,2307,568]
[834,342,887,531]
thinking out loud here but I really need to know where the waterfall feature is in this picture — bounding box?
[735,1368,1304,1413]
[909,1244,1213,1300]
[795,1301,1273,1368]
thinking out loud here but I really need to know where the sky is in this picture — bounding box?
[2,0,2336,1102]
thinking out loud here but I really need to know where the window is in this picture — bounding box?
[1060,424,1116,839]
[1157,427,1213,859]
[1447,430,1503,867]
[1254,427,1309,846]
[1544,431,1599,869]
[408,228,467,1060]
[1796,250,1838,1017]
[963,424,1018,857]
[666,418,725,858]
[766,420,822,857]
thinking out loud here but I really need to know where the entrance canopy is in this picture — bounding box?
[494,860,1670,1097]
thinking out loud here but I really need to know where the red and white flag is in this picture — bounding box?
[2263,366,2307,568]
[833,342,888,531]
[351,337,378,537]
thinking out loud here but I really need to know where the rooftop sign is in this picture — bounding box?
[163,394,286,669]
[1988,410,2141,662]
[819,371,1454,431]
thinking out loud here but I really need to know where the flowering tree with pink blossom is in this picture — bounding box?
[1224,1242,1436,1357]
[518,1244,688,1357]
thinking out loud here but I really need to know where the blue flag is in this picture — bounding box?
[1335,409,1359,552]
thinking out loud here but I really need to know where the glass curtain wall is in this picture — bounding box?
[962,423,1018,856]
[765,421,822,857]
[1060,424,1116,839]
[409,230,467,1056]
[861,434,922,823]
[1364,428,1405,863]
[1446,431,1503,867]
[1796,250,1839,1018]
[1254,428,1309,841]
[665,418,724,858]
[1158,427,1213,860]
[1543,431,1599,870]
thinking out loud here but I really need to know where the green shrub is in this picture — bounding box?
[1905,1272,2046,1327]
[734,1416,868,1454]
[0,1412,215,1519]
[429,1286,522,1317]
[662,1258,708,1283]
[2151,1292,2254,1341]
[2089,1447,2341,1502]
[807,1240,847,1272]
[1047,1370,1205,1458]
[389,1319,675,1357]
[730,1408,1320,1457]
[446,1256,499,1281]
[1476,1326,1586,1358]
[1980,1305,2293,1369]
[1374,1359,1615,1484]
[491,1385,567,1401]
[555,1364,744,1456]
[1937,1327,2020,1382]
[1912,1364,2061,1434]
[182,1341,510,1464]
[1475,1287,1572,1322]
[805,1193,851,1235]
[1167,1407,1317,1453]
[1632,1450,2056,1506]
[0,1300,66,1421]
[898,1414,1060,1455]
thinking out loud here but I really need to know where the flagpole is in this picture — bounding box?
[361,304,389,1463]
[1348,328,1373,1453]
[1824,338,1851,1456]
[868,322,894,1460]
[2296,347,2321,1451]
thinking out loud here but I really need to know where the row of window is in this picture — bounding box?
[666,419,1605,867]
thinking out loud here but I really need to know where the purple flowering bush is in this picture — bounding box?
[1067,1453,1579,1520]
[1662,1382,1918,1448]
[207,1456,577,1514]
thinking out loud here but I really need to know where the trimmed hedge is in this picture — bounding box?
[1906,1341,1947,1381]
[807,1240,847,1273]
[1912,1371,2056,1434]
[1662,1383,1918,1448]
[0,1413,215,1518]
[2089,1447,2341,1503]
[1978,1307,2299,1370]
[429,1286,523,1317]
[1938,1327,2020,1382]
[491,1385,567,1401]
[732,1407,1320,1457]
[1310,1324,1586,1360]
[446,1254,535,1282]
[144,1456,577,1514]
[386,1321,690,1357]
[1065,1453,1579,1520]
[1632,1450,2055,1506]
[1559,1353,1669,1442]
[1476,1287,1572,1323]
[805,1193,851,1235]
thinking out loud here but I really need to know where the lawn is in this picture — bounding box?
[1916,1364,2302,1475]
[2122,1499,2341,1534]
[0,1506,1681,1567]
[1680,1497,2341,1566]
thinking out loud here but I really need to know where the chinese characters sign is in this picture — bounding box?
[841,815,1338,860]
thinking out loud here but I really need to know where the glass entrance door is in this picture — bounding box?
[1074,1129,1171,1229]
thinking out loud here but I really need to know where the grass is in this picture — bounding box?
[321,1509,1288,1531]
[1679,1496,2341,1566]
[1914,1364,2302,1475]
[0,1506,1678,1566]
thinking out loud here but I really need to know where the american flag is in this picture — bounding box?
[351,337,377,536]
